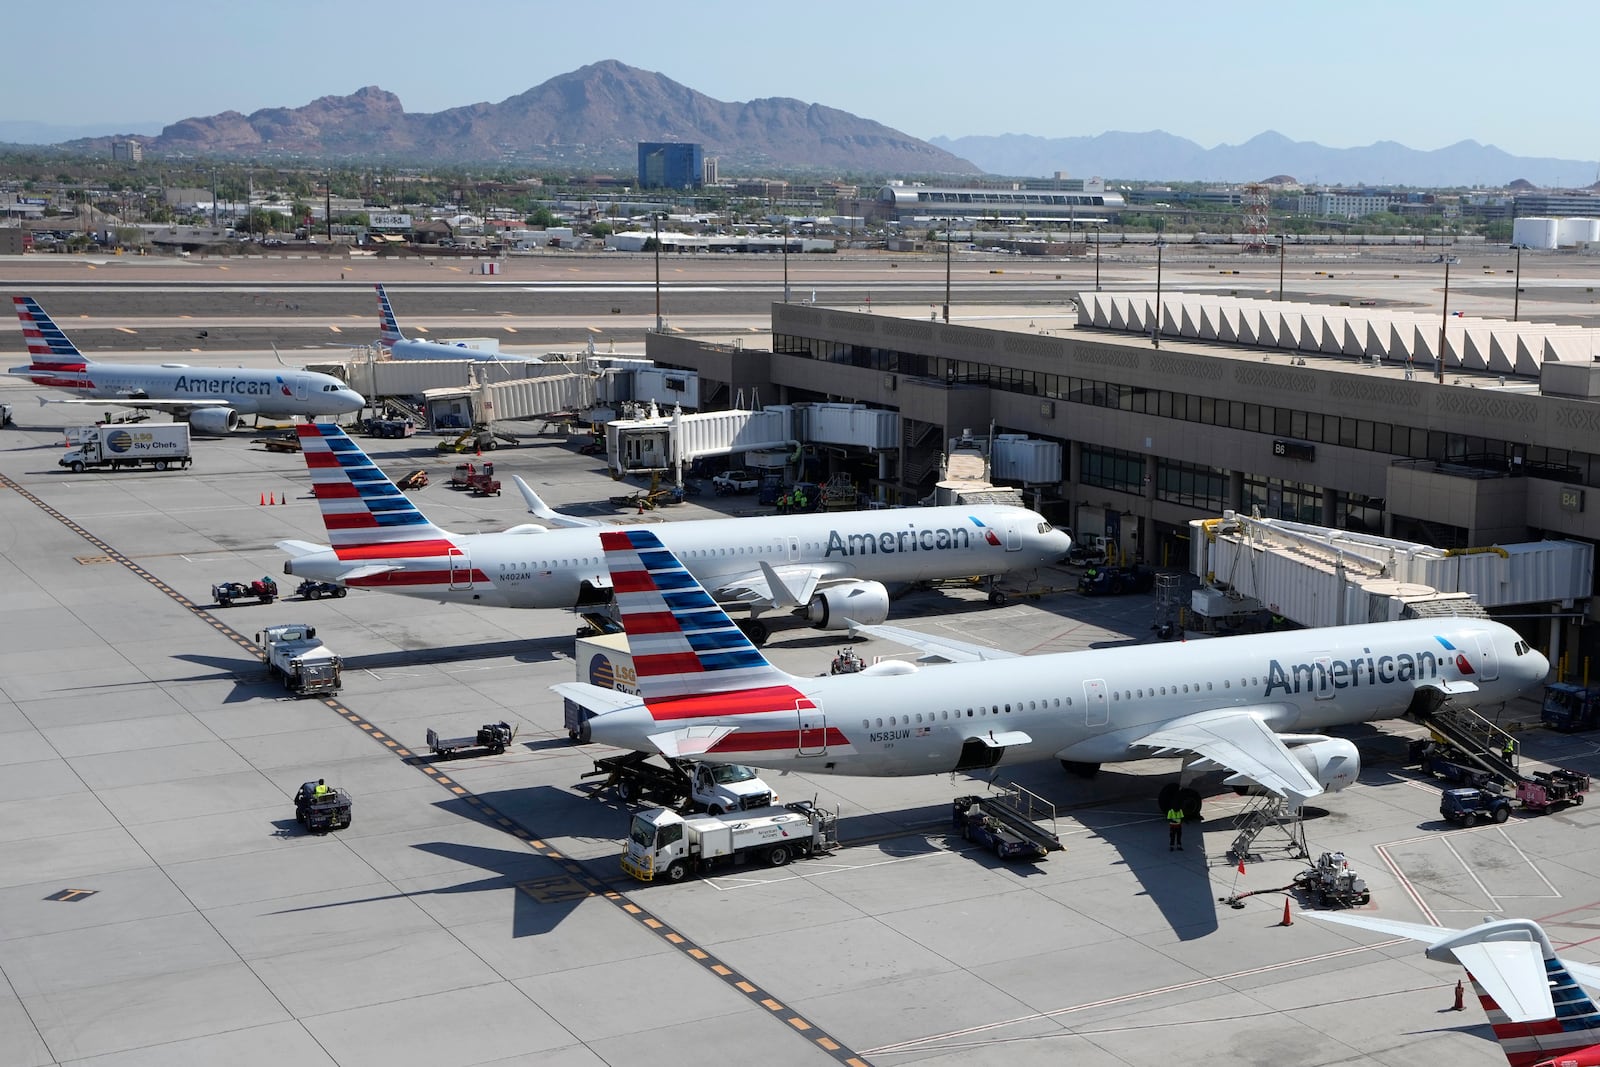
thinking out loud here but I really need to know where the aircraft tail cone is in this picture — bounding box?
[1279,897,1294,927]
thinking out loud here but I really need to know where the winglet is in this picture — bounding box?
[513,476,599,528]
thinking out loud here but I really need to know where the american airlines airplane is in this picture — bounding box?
[557,528,1548,815]
[277,422,1072,639]
[1308,912,1600,1067]
[374,284,535,362]
[7,296,366,432]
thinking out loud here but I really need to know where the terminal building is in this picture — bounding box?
[645,293,1600,663]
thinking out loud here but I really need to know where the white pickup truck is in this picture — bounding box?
[711,469,762,495]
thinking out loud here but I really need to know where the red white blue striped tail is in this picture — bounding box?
[375,284,404,348]
[13,296,94,386]
[602,528,792,700]
[1480,956,1600,1067]
[297,422,454,558]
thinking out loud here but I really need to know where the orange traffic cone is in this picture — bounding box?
[1279,897,1294,927]
[259,492,266,506]
[268,492,275,505]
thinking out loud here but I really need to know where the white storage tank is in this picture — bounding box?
[991,435,1063,484]
[1512,216,1559,250]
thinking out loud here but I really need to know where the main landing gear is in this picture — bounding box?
[1157,782,1203,820]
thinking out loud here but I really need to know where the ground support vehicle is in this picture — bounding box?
[257,623,343,696]
[295,579,346,600]
[1517,769,1589,813]
[1414,742,1498,789]
[254,431,301,453]
[61,423,191,472]
[711,469,761,495]
[830,646,865,674]
[1293,851,1371,907]
[468,466,501,496]
[448,461,483,489]
[213,577,278,607]
[1063,533,1111,567]
[622,801,838,883]
[396,469,429,490]
[951,797,1052,860]
[585,751,775,812]
[1543,683,1600,731]
[425,721,516,759]
[1077,565,1156,596]
[1440,787,1513,825]
[294,782,353,833]
[365,417,415,438]
[0,403,12,427]
[566,631,635,741]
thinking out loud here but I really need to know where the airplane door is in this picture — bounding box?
[293,375,309,401]
[448,548,473,590]
[1005,520,1022,551]
[1313,656,1335,700]
[1472,633,1500,681]
[798,700,826,756]
[787,536,799,563]
[1083,679,1109,727]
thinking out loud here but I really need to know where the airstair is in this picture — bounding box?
[1415,702,1521,790]
[1228,795,1308,863]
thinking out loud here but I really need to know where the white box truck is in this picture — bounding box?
[60,424,191,472]
[564,630,637,741]
[622,801,837,883]
[256,623,343,696]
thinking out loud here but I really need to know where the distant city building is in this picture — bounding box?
[873,181,1125,225]
[637,142,704,190]
[702,157,719,186]
[733,178,790,199]
[111,140,142,163]
[1297,190,1397,219]
[1513,192,1600,218]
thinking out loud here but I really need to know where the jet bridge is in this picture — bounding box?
[1188,512,1591,631]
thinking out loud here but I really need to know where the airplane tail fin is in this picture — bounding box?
[1468,932,1600,1067]
[12,297,94,383]
[295,422,455,558]
[374,283,404,348]
[601,527,794,701]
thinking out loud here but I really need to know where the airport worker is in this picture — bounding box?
[778,492,791,515]
[313,778,330,797]
[1502,736,1518,763]
[1166,805,1184,850]
[794,487,808,512]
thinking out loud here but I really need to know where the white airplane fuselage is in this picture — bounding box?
[585,617,1547,776]
[385,338,533,363]
[285,504,1068,608]
[17,362,364,418]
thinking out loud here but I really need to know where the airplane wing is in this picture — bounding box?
[842,620,1022,663]
[1304,912,1557,1023]
[647,725,740,758]
[1134,706,1322,807]
[512,476,602,528]
[35,396,232,410]
[715,563,829,608]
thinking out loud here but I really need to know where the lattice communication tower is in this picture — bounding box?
[1242,183,1271,251]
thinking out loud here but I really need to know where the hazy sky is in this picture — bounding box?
[11,0,1592,158]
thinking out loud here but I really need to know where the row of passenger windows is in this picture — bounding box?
[492,545,805,572]
[858,679,1267,728]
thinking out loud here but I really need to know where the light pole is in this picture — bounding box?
[1436,255,1452,384]
[653,212,663,332]
[782,223,790,303]
[1152,236,1166,348]
[1513,244,1522,322]
[1277,234,1286,301]
[943,215,952,323]
[1094,229,1101,291]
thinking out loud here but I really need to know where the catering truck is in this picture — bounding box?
[621,801,837,883]
[60,424,191,472]
[564,630,636,742]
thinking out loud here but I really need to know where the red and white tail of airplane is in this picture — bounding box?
[1308,912,1600,1067]
[294,422,484,587]
[599,527,843,757]
[10,295,95,388]
[374,284,404,349]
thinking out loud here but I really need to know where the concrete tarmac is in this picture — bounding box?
[4,257,1600,1066]
[0,414,1595,1067]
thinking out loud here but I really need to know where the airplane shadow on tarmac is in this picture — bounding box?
[340,634,575,671]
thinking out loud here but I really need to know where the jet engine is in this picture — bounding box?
[187,408,241,435]
[805,580,890,630]
[1288,737,1361,793]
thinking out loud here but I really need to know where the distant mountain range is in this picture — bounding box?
[55,61,978,176]
[27,61,1596,187]
[930,130,1598,188]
